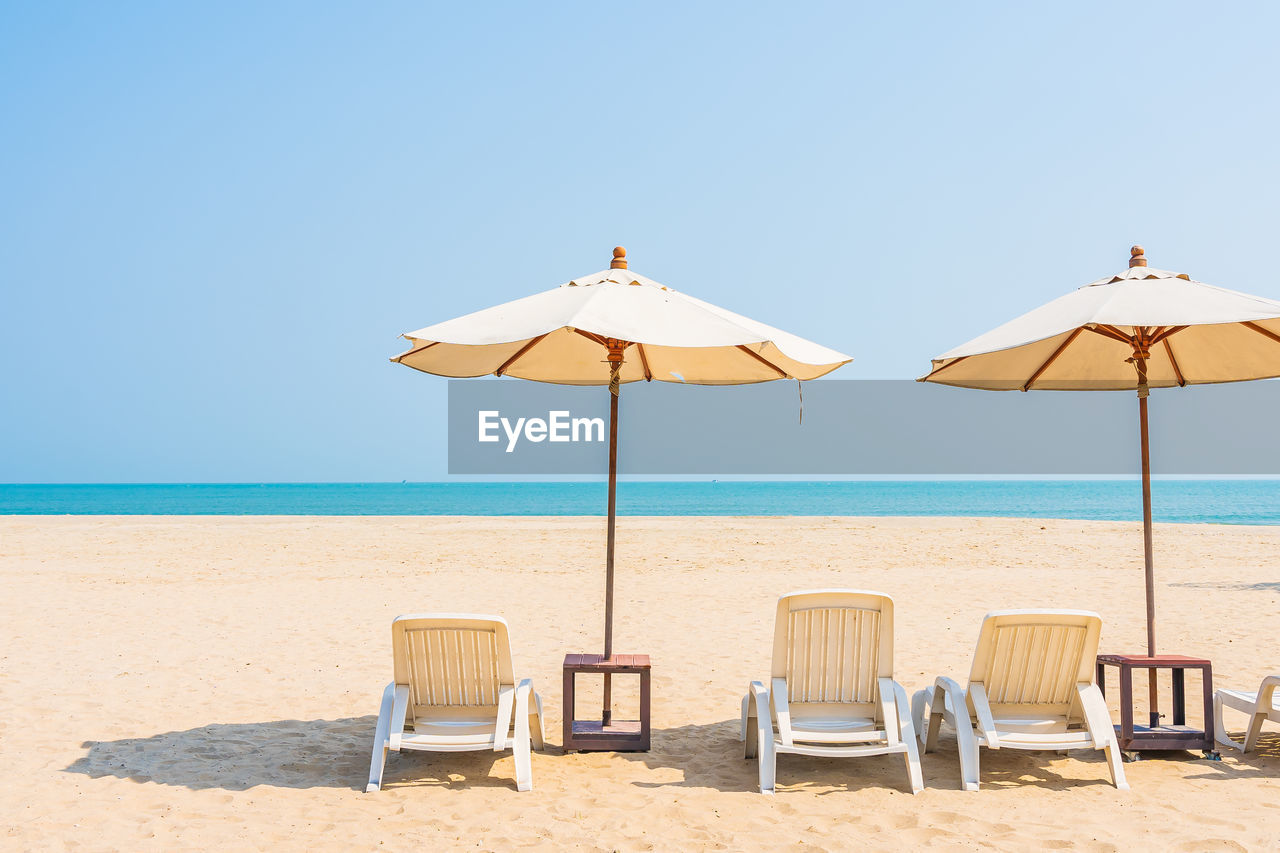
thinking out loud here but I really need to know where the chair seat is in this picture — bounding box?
[789,713,877,734]
[990,716,1069,735]
[409,718,498,738]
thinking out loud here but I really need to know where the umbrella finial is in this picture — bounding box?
[611,246,628,270]
[1129,245,1147,268]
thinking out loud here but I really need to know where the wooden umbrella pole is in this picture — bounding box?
[1131,317,1160,729]
[1139,389,1156,658]
[602,341,624,727]
[1138,382,1160,729]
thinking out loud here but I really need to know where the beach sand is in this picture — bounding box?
[2,515,1279,851]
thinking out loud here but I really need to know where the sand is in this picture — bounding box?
[2,514,1279,851]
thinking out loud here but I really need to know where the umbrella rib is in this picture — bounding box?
[1149,326,1188,346]
[1243,320,1280,347]
[494,334,549,377]
[736,345,789,378]
[636,343,653,381]
[1086,325,1134,345]
[922,355,967,381]
[572,328,610,348]
[1162,338,1186,387]
[391,341,439,363]
[1021,327,1082,391]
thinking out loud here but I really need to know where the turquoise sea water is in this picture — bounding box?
[1,481,1279,524]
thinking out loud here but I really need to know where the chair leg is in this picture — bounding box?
[1244,712,1268,753]
[529,691,546,751]
[514,684,534,792]
[1103,738,1130,790]
[366,683,395,793]
[911,688,930,752]
[1213,693,1241,750]
[513,734,532,792]
[918,683,952,754]
[893,682,924,794]
[758,737,776,795]
[957,735,980,792]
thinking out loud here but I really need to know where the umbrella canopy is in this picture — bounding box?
[923,246,1280,391]
[392,247,850,736]
[393,248,850,385]
[920,246,1280,725]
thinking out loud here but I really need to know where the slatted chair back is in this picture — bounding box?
[392,614,515,721]
[968,609,1101,717]
[771,590,894,706]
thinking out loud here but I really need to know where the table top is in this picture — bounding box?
[564,653,651,670]
[1097,653,1212,666]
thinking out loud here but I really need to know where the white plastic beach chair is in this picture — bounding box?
[1215,675,1280,752]
[366,614,545,792]
[740,590,923,795]
[911,609,1127,791]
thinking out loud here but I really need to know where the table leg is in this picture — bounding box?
[1172,668,1186,726]
[603,673,612,727]
[1202,664,1215,752]
[563,668,575,749]
[1119,665,1134,744]
[1097,662,1106,697]
[1148,669,1160,729]
[639,669,651,751]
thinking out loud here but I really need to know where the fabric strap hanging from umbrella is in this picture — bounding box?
[393,247,851,723]
[921,245,1280,723]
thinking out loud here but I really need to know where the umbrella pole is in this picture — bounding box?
[602,352,622,727]
[1138,387,1159,728]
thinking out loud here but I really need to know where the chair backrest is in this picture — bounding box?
[967,609,1101,715]
[771,589,894,705]
[391,614,515,712]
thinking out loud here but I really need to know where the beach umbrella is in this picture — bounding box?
[392,247,850,722]
[921,245,1280,665]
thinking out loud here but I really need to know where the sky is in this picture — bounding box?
[3,2,1280,482]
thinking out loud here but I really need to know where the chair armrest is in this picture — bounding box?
[968,682,999,749]
[932,675,977,743]
[495,683,516,750]
[389,684,410,751]
[750,680,775,761]
[513,679,534,750]
[1258,675,1280,712]
[771,677,793,746]
[930,675,981,791]
[1076,682,1115,748]
[878,678,900,745]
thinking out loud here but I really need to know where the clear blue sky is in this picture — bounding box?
[4,2,1279,482]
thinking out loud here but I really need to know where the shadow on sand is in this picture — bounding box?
[64,716,519,793]
[1185,731,1280,780]
[66,714,1254,795]
[1168,580,1280,592]
[606,719,1130,794]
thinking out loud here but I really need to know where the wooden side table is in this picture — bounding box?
[1096,653,1217,756]
[562,653,651,752]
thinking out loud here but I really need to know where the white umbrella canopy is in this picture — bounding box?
[392,248,850,735]
[393,248,851,385]
[923,246,1280,390]
[921,247,1280,719]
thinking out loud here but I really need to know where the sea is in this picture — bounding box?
[1,481,1279,524]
